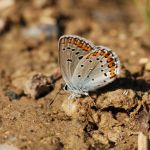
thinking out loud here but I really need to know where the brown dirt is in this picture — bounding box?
[0,0,150,150]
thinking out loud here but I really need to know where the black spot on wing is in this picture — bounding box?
[104,73,107,76]
[78,56,83,60]
[67,59,72,62]
[67,47,71,49]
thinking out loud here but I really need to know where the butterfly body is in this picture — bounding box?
[58,35,120,99]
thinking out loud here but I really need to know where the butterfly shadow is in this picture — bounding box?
[91,77,150,98]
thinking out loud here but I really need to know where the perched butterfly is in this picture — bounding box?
[58,35,120,99]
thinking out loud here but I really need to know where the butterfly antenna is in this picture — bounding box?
[88,94,97,104]
[49,87,62,106]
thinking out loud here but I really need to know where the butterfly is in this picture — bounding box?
[58,35,120,99]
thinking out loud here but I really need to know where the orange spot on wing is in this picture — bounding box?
[76,39,80,46]
[84,46,89,51]
[60,38,66,44]
[100,51,106,56]
[108,61,115,68]
[79,41,84,48]
[104,54,109,58]
[86,46,92,51]
[71,39,74,44]
[82,45,89,51]
[86,53,93,59]
[110,67,116,79]
[74,39,78,45]
[64,37,68,44]
[92,51,99,56]
[110,73,116,79]
[68,37,72,43]
[107,57,113,63]
[81,42,86,49]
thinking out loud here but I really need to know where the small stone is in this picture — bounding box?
[5,90,20,100]
[0,0,14,10]
[107,126,122,142]
[96,89,137,110]
[136,111,149,135]
[24,73,54,99]
[142,93,150,104]
[62,99,78,116]
[0,19,6,33]
[92,112,99,123]
[32,0,47,8]
[91,131,109,145]
[22,22,58,40]
[145,61,150,71]
[0,144,20,150]
[139,58,149,64]
[99,112,118,130]
[130,51,136,56]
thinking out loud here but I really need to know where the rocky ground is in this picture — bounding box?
[0,0,149,150]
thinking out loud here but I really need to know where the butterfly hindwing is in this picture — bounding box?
[71,46,120,91]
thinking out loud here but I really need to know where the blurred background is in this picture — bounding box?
[0,0,150,78]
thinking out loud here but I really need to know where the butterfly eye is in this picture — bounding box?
[64,85,68,91]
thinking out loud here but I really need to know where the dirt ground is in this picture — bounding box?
[0,0,150,150]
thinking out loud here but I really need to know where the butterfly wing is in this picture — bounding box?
[58,35,95,87]
[71,46,120,91]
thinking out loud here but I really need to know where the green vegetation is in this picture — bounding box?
[134,0,150,27]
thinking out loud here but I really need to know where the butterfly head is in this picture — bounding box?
[63,84,88,99]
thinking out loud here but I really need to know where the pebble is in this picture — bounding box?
[0,0,14,10]
[62,99,78,116]
[0,144,20,150]
[24,73,54,99]
[145,61,150,71]
[0,19,6,33]
[22,22,58,39]
[91,131,109,145]
[96,89,137,110]
[139,58,149,64]
[5,90,20,100]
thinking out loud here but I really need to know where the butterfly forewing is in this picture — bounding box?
[59,35,94,86]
